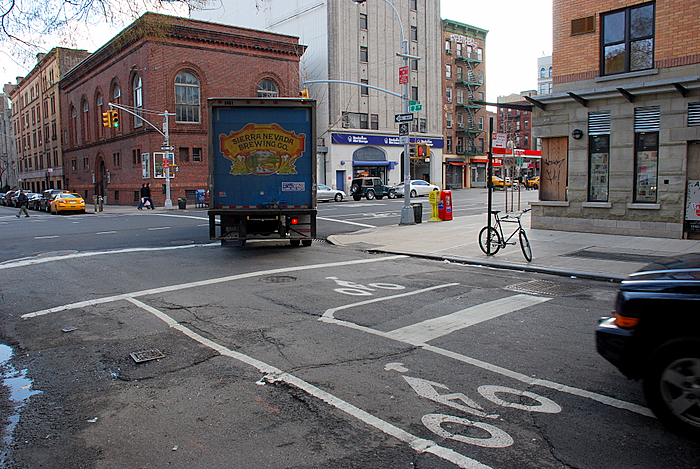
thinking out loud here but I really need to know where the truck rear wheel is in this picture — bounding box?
[353,195,361,201]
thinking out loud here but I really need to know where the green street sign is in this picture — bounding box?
[409,100,420,105]
[408,104,423,112]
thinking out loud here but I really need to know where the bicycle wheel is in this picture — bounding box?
[519,229,532,262]
[479,226,501,255]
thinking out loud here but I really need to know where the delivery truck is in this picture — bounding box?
[208,98,317,246]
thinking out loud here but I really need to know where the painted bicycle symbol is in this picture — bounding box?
[327,277,405,296]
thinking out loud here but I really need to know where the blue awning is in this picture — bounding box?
[353,160,391,166]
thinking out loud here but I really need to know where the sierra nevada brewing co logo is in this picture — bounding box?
[220,123,306,175]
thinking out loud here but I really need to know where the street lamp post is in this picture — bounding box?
[352,0,414,224]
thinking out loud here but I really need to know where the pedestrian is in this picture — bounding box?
[16,191,29,218]
[137,184,147,210]
[523,174,529,190]
[144,183,154,209]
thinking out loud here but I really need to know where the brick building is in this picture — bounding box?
[442,19,488,189]
[496,91,538,180]
[60,13,305,206]
[531,0,700,238]
[8,48,91,194]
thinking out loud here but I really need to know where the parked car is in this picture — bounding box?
[317,184,345,202]
[395,180,440,198]
[596,253,700,440]
[50,192,86,214]
[26,193,43,210]
[349,177,396,201]
[0,190,16,206]
[39,189,68,212]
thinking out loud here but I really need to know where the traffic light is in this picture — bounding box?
[102,112,112,127]
[300,89,309,99]
[416,143,430,158]
[110,110,119,128]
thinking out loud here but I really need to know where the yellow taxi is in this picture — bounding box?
[524,176,540,189]
[50,193,86,214]
[490,176,511,187]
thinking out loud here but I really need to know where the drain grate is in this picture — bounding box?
[259,276,297,283]
[505,279,590,296]
[130,349,165,363]
[565,250,665,263]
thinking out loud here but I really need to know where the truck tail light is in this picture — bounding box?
[614,312,639,328]
[290,218,299,225]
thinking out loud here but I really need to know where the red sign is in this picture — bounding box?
[399,66,409,84]
[163,156,170,169]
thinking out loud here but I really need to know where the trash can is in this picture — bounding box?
[411,203,423,223]
[177,198,187,209]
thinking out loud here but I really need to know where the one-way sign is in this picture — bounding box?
[395,113,414,123]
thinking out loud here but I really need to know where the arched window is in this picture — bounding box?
[257,79,279,97]
[113,84,121,101]
[175,71,200,123]
[133,75,143,127]
[82,99,89,143]
[548,66,553,77]
[540,67,546,78]
[70,104,77,147]
[96,94,104,138]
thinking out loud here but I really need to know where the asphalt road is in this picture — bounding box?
[0,199,697,468]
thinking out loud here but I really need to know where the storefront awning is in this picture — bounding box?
[353,160,392,166]
[448,162,467,166]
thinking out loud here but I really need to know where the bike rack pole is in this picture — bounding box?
[487,117,493,255]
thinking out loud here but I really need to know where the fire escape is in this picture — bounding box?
[454,50,483,156]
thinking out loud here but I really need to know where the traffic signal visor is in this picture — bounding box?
[102,112,111,127]
[300,89,309,99]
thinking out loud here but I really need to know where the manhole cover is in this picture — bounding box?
[130,349,165,363]
[505,280,589,296]
[259,276,297,283]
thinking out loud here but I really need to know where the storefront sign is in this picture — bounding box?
[332,133,444,148]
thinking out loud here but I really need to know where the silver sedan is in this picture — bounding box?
[395,180,440,198]
[317,184,345,202]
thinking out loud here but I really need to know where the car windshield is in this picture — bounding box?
[59,194,81,199]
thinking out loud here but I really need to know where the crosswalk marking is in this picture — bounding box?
[385,294,551,345]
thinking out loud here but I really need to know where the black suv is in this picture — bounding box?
[596,253,700,440]
[349,177,396,201]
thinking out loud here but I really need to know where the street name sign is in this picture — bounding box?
[395,113,414,122]
[408,104,422,112]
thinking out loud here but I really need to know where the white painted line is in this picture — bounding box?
[322,292,654,418]
[155,214,209,220]
[147,227,170,231]
[20,255,408,318]
[317,216,376,228]
[385,294,551,345]
[96,231,117,235]
[35,235,59,239]
[0,243,220,270]
[422,344,655,418]
[125,297,492,469]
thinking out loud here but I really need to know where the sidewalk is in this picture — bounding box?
[327,211,700,282]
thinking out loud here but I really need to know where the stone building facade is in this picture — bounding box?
[60,13,304,206]
[8,48,91,193]
[442,19,488,189]
[0,92,18,190]
[531,0,700,238]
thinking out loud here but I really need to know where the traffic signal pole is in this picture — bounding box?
[107,103,175,209]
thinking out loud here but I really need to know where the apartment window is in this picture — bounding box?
[478,138,484,154]
[420,118,426,133]
[445,40,451,53]
[457,137,463,154]
[410,0,417,10]
[446,113,452,128]
[478,116,484,131]
[446,88,452,104]
[359,13,367,30]
[548,66,553,77]
[602,2,655,75]
[360,113,369,129]
[50,94,55,114]
[371,114,379,130]
[132,148,140,165]
[446,137,453,153]
[361,79,369,96]
[445,64,451,79]
[478,92,484,101]
[193,147,202,162]
[411,86,418,101]
[53,150,58,167]
[113,152,121,167]
[478,70,483,83]
[634,106,660,203]
[411,59,418,71]
[360,46,368,63]
[71,159,76,171]
[257,79,279,98]
[548,83,553,93]
[456,43,462,57]
[477,48,483,61]
[456,66,463,81]
[83,157,89,170]
[524,120,529,130]
[540,67,546,78]
[133,75,143,127]
[179,147,190,162]
[410,26,417,42]
[456,89,463,104]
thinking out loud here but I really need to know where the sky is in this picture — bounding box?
[1,0,552,103]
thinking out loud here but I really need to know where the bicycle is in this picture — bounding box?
[478,209,532,262]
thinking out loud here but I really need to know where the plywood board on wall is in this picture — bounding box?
[541,137,568,201]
